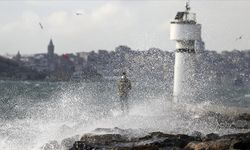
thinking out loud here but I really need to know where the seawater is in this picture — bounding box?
[0,80,249,150]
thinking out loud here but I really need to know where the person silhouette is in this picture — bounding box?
[118,72,132,113]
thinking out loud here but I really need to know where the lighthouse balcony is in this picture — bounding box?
[171,20,196,24]
[176,48,195,53]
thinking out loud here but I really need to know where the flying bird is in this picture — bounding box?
[75,13,82,16]
[236,35,243,41]
[39,22,44,30]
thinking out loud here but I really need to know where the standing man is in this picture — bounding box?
[118,72,132,113]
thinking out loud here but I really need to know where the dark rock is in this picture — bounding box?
[80,133,129,145]
[151,132,174,138]
[69,128,250,150]
[61,135,80,149]
[236,113,250,121]
[71,131,199,149]
[69,141,93,150]
[185,132,250,150]
[137,132,175,141]
[190,131,203,138]
[113,145,159,150]
[221,131,250,139]
[231,138,250,149]
[93,127,132,136]
[202,133,220,141]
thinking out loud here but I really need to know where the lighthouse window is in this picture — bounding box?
[175,12,185,20]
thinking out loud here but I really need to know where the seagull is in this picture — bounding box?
[39,22,44,30]
[236,35,243,41]
[75,13,82,16]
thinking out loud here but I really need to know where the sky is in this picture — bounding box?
[0,0,249,55]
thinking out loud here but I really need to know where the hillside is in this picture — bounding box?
[0,56,45,80]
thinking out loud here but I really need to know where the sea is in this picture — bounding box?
[0,80,249,150]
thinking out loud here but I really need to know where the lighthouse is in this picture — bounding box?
[170,1,204,102]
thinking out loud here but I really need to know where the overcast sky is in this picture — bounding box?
[0,0,249,55]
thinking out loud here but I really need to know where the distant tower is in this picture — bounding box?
[47,39,54,59]
[170,1,204,102]
[16,51,21,61]
[47,39,55,71]
[13,51,21,62]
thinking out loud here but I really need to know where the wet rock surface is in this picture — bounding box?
[68,113,250,150]
[70,131,199,150]
[69,129,250,150]
[61,135,80,149]
[184,131,250,150]
[41,113,250,150]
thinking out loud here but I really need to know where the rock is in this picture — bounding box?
[93,127,133,136]
[236,113,250,121]
[231,138,250,149]
[184,141,204,150]
[202,133,219,141]
[61,135,80,149]
[72,131,199,149]
[151,132,173,138]
[40,140,60,150]
[185,132,250,150]
[184,139,232,150]
[69,128,250,150]
[190,131,203,138]
[137,132,175,141]
[80,133,128,145]
[114,145,159,150]
[221,131,250,139]
[200,139,232,150]
[69,141,93,150]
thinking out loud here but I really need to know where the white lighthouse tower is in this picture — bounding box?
[170,1,204,102]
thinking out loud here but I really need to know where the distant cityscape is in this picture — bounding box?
[0,39,249,87]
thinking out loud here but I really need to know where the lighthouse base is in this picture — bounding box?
[173,52,197,102]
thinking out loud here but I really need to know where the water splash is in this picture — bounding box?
[0,81,249,150]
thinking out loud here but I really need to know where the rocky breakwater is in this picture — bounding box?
[68,130,250,150]
[41,112,250,150]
